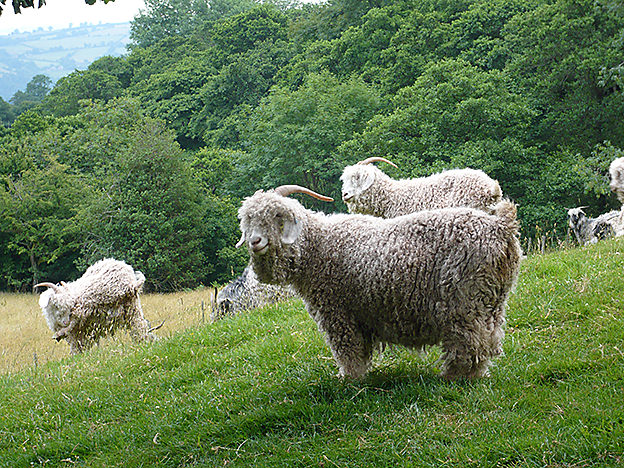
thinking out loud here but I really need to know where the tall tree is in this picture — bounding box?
[9,74,52,116]
[79,100,211,291]
[239,72,381,205]
[0,156,90,290]
[130,0,256,48]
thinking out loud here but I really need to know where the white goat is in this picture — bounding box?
[609,157,624,204]
[237,185,521,380]
[213,266,295,321]
[36,258,161,354]
[340,157,502,218]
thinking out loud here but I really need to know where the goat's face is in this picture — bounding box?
[38,287,73,332]
[340,165,378,209]
[609,158,624,202]
[567,208,587,231]
[237,191,303,284]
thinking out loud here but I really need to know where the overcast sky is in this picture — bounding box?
[0,0,146,35]
[0,0,325,35]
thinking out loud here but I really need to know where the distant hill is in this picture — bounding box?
[0,22,131,100]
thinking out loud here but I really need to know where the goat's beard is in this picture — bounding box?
[250,243,298,286]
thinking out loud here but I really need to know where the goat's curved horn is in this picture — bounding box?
[148,320,165,333]
[357,157,398,168]
[34,282,61,292]
[235,232,246,248]
[273,185,334,202]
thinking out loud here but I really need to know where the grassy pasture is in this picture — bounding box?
[0,288,217,375]
[0,240,623,467]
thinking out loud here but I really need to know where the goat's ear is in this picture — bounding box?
[38,289,53,308]
[281,218,301,245]
[356,170,375,193]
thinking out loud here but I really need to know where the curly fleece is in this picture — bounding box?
[341,166,502,218]
[38,258,155,354]
[238,191,521,379]
[213,265,295,321]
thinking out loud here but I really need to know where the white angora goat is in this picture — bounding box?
[37,258,161,354]
[237,185,521,380]
[340,157,502,218]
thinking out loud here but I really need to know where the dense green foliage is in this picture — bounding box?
[1,0,623,290]
[1,239,623,466]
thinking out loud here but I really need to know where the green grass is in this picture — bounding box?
[1,241,623,467]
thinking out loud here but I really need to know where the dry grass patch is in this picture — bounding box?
[0,288,217,375]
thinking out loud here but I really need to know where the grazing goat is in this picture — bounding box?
[36,258,161,354]
[237,185,521,380]
[340,157,502,218]
[213,266,296,321]
[567,207,621,245]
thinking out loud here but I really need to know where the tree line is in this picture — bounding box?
[1,0,623,291]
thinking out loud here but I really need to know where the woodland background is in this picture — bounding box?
[0,0,623,292]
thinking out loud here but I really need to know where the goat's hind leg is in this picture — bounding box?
[440,318,503,380]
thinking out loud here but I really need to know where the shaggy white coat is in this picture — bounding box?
[38,258,156,354]
[340,165,502,218]
[238,190,521,380]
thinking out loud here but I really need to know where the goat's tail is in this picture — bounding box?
[493,199,520,237]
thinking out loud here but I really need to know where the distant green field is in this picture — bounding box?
[0,23,130,99]
[0,240,623,467]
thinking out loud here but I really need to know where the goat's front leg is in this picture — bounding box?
[309,306,373,379]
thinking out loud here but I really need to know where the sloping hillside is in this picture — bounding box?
[0,240,623,467]
[0,23,130,100]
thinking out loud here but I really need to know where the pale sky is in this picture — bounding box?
[0,0,326,35]
[0,0,146,35]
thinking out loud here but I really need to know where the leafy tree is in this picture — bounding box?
[191,147,250,280]
[40,68,124,117]
[130,0,257,48]
[240,72,381,205]
[6,109,54,138]
[0,97,14,127]
[193,40,295,146]
[0,155,91,290]
[191,147,236,196]
[130,52,217,148]
[210,4,288,57]
[9,74,52,116]
[338,59,536,173]
[503,0,624,153]
[79,105,210,291]
[88,56,133,89]
[11,74,52,103]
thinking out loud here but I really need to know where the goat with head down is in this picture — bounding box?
[567,207,621,246]
[237,184,521,380]
[213,265,295,321]
[37,258,162,354]
[340,157,502,218]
